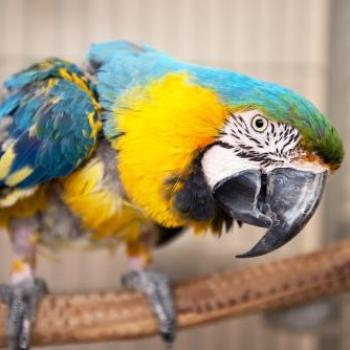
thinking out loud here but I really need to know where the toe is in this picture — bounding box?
[161,331,176,347]
[122,270,177,346]
[0,279,47,350]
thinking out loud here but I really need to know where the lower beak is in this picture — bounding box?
[213,167,327,258]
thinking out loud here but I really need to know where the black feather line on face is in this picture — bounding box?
[226,113,302,166]
[172,152,216,222]
[168,148,236,233]
[212,141,233,149]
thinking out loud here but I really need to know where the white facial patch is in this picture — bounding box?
[220,110,301,163]
[201,109,328,189]
[201,145,259,189]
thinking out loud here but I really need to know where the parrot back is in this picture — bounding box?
[0,58,101,223]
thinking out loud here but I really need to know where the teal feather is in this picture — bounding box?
[87,40,344,166]
[5,58,85,91]
[0,59,100,190]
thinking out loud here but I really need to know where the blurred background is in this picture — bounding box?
[0,0,349,349]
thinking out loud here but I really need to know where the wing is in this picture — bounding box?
[0,58,101,203]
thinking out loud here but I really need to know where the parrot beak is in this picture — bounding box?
[213,167,327,258]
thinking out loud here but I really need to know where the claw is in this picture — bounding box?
[122,270,176,346]
[0,278,47,350]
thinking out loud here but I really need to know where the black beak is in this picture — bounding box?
[213,168,327,258]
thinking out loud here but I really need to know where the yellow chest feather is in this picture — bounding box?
[61,156,145,243]
[0,187,47,227]
[113,73,228,227]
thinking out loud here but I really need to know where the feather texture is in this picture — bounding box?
[0,59,101,203]
[88,40,344,167]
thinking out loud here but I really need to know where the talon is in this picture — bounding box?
[0,278,47,350]
[160,323,176,348]
[122,270,177,345]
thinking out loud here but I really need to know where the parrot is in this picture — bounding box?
[0,40,344,349]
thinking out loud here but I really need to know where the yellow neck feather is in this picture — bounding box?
[113,72,228,227]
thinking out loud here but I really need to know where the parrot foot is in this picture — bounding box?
[122,270,176,346]
[0,278,47,350]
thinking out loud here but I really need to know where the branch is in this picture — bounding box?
[1,240,350,347]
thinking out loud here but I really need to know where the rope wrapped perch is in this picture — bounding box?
[1,239,350,347]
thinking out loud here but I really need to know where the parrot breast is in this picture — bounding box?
[3,142,150,250]
[113,72,229,227]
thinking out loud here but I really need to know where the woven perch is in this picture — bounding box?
[1,240,350,347]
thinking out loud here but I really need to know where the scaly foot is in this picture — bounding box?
[122,270,176,346]
[0,278,47,350]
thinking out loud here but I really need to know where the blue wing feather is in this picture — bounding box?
[5,58,86,91]
[0,59,100,193]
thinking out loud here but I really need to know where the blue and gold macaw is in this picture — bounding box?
[0,41,344,349]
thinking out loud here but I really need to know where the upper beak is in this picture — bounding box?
[213,167,327,258]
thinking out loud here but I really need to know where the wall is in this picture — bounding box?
[0,1,340,349]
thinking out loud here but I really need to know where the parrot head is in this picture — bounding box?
[202,108,333,257]
[193,69,344,257]
[93,41,344,257]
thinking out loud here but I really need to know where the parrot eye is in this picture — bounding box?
[251,115,268,132]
